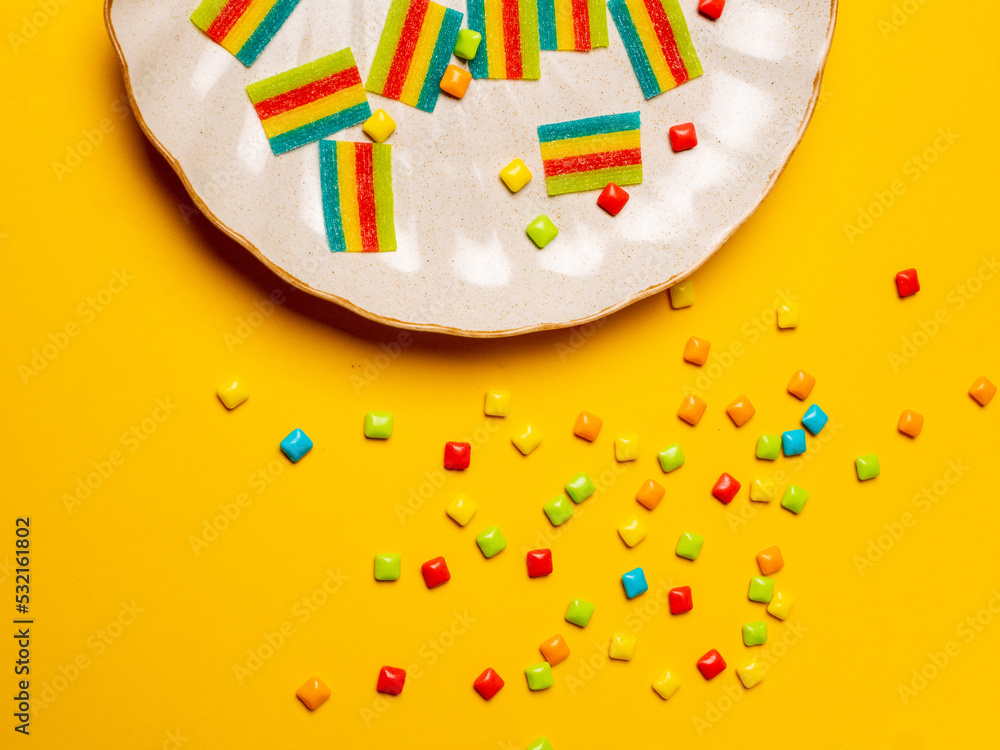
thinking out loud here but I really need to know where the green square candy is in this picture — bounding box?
[374,553,400,581]
[364,411,394,439]
[856,454,881,481]
[453,28,482,60]
[675,532,704,560]
[544,495,574,526]
[476,525,507,558]
[526,215,559,248]
[756,434,780,460]
[658,443,685,473]
[748,576,774,603]
[743,621,768,646]
[565,598,595,627]
[565,472,596,503]
[527,739,554,750]
[781,484,809,514]
[525,662,554,690]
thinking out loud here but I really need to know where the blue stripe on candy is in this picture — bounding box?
[467,0,488,79]
[537,0,557,50]
[416,7,464,112]
[607,0,660,99]
[537,110,641,143]
[267,102,373,155]
[318,141,347,252]
[235,0,302,66]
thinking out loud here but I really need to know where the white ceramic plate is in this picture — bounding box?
[106,0,835,336]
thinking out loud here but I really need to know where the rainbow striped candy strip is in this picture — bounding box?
[607,0,702,99]
[537,0,608,51]
[366,0,464,113]
[467,0,541,80]
[537,111,641,195]
[246,49,371,156]
[319,142,396,253]
[190,0,301,67]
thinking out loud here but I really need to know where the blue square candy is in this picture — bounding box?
[782,429,806,457]
[622,567,648,599]
[801,404,829,435]
[281,428,313,462]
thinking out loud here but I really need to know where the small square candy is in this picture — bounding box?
[756,434,780,460]
[526,548,553,578]
[217,377,249,409]
[678,394,707,425]
[566,472,596,503]
[281,429,313,462]
[636,479,665,509]
[296,676,331,710]
[742,621,767,646]
[526,215,559,248]
[668,586,693,614]
[669,280,695,308]
[683,336,711,365]
[565,598,595,627]
[544,495,574,526]
[476,526,507,558]
[484,389,511,416]
[622,568,648,599]
[615,434,640,461]
[512,425,542,455]
[675,532,704,560]
[540,634,570,665]
[788,370,816,399]
[377,666,406,694]
[776,301,800,329]
[618,517,647,547]
[444,441,471,469]
[782,429,806,456]
[801,404,828,435]
[856,454,880,481]
[737,658,767,688]
[446,494,477,525]
[781,484,809,514]
[454,28,482,59]
[898,409,924,437]
[658,443,685,472]
[374,553,401,581]
[364,411,394,439]
[525,662,553,691]
[970,376,996,406]
[726,395,755,427]
[698,0,725,19]
[748,576,774,603]
[363,109,396,143]
[668,122,698,152]
[697,649,726,680]
[652,669,680,700]
[528,739,554,750]
[421,556,451,588]
[712,473,740,504]
[749,478,774,503]
[756,545,784,575]
[500,159,532,193]
[439,64,471,98]
[574,411,603,440]
[609,632,637,660]
[598,182,630,216]
[767,590,795,620]
[473,667,504,700]
[895,268,920,297]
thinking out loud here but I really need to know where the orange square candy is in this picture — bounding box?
[756,545,784,575]
[683,336,711,366]
[970,376,996,406]
[726,395,755,427]
[898,410,924,438]
[787,370,815,400]
[296,676,331,710]
[440,65,472,98]
[574,411,603,441]
[636,479,665,510]
[540,634,570,665]
[678,395,707,425]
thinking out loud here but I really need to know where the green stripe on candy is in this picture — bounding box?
[517,0,541,79]
[545,163,642,195]
[587,0,608,48]
[366,0,410,95]
[247,48,359,103]
[190,0,230,32]
[661,0,701,78]
[372,144,397,252]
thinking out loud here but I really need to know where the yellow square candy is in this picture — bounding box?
[683,336,710,365]
[609,632,636,660]
[652,669,680,700]
[513,425,541,455]
[217,378,249,410]
[618,516,647,547]
[446,494,478,526]
[777,301,800,329]
[484,389,511,417]
[296,676,331,710]
[749,478,775,503]
[678,395,707,425]
[736,658,768,689]
[767,590,795,620]
[970,376,996,406]
[669,280,694,309]
[500,158,532,192]
[615,434,640,461]
[363,109,396,143]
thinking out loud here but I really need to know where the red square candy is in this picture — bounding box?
[698,0,725,19]
[669,122,698,153]
[421,556,451,588]
[668,586,693,614]
[712,473,740,504]
[377,665,407,694]
[526,548,553,578]
[473,667,505,700]
[444,441,471,470]
[895,268,920,298]
[597,182,630,216]
[697,649,727,680]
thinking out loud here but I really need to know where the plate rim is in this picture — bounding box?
[104,0,838,338]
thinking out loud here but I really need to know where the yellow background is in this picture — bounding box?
[3,0,999,747]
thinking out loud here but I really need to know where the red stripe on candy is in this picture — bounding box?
[501,0,523,79]
[641,0,689,85]
[543,148,642,176]
[382,0,430,99]
[254,68,361,120]
[571,0,591,50]
[354,143,380,253]
[206,0,253,42]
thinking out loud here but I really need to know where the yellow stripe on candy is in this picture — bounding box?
[223,0,281,54]
[623,0,676,92]
[540,130,641,161]
[399,3,446,107]
[553,0,575,50]
[336,144,364,253]
[261,85,367,138]
[485,0,506,79]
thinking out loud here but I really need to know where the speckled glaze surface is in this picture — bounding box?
[106,0,835,336]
